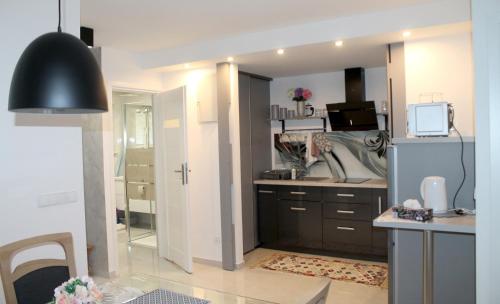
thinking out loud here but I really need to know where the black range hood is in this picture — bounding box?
[327,67,378,131]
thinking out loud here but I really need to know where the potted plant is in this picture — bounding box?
[288,87,312,117]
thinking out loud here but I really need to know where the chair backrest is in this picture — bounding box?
[304,279,331,304]
[0,233,77,304]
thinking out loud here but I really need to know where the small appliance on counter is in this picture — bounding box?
[407,102,452,136]
[420,176,448,213]
[260,169,292,180]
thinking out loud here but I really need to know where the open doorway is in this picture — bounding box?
[111,87,193,274]
[112,90,157,248]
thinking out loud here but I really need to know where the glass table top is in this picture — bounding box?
[98,272,276,304]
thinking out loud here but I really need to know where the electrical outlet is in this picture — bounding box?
[38,191,78,208]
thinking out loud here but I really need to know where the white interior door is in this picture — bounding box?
[153,86,192,273]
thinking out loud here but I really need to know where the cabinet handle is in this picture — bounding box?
[378,196,382,214]
[337,226,355,231]
[290,191,307,195]
[337,193,355,198]
[258,190,274,194]
[337,210,355,214]
[290,207,307,211]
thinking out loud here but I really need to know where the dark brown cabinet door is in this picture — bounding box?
[278,200,300,247]
[372,189,388,252]
[257,187,278,245]
[278,200,322,249]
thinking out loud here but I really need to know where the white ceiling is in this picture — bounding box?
[236,38,387,78]
[158,22,470,78]
[81,0,436,52]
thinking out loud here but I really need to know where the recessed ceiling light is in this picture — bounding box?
[227,56,234,62]
[334,40,344,47]
[403,31,412,37]
[277,49,285,55]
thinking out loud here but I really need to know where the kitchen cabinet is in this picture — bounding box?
[239,72,272,253]
[278,200,322,249]
[372,189,388,254]
[375,211,475,304]
[256,182,388,259]
[257,187,278,245]
[386,42,407,138]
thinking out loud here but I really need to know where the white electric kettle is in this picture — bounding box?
[420,176,448,213]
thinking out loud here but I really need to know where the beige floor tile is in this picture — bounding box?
[112,231,388,304]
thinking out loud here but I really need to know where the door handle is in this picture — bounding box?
[378,196,382,214]
[336,210,355,214]
[258,190,274,194]
[290,191,307,195]
[174,165,185,185]
[290,207,307,211]
[337,226,355,231]
[337,193,355,198]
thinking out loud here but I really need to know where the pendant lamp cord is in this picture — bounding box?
[57,0,62,32]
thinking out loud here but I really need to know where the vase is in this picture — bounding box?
[296,101,305,117]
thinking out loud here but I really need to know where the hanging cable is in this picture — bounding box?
[57,0,62,32]
[449,106,466,210]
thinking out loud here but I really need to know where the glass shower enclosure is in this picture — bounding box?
[113,91,157,247]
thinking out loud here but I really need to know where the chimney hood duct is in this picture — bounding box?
[345,67,366,103]
[326,67,378,131]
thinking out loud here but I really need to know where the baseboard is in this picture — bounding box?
[235,261,245,269]
[192,257,245,270]
[192,257,222,267]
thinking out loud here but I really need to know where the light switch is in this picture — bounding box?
[38,191,78,208]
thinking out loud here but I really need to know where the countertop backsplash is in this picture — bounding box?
[273,130,388,179]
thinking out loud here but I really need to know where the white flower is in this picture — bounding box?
[75,285,89,299]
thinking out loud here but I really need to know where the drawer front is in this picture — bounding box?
[323,219,371,246]
[324,203,372,221]
[323,188,372,204]
[277,186,322,202]
[278,200,323,249]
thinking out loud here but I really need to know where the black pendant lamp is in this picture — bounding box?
[8,0,108,113]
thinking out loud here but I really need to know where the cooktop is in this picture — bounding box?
[337,178,370,184]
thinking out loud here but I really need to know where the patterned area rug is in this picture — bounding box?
[258,253,388,287]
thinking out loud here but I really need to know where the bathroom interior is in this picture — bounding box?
[113,90,158,249]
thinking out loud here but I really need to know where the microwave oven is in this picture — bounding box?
[407,102,452,136]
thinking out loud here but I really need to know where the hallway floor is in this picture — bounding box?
[112,230,388,304]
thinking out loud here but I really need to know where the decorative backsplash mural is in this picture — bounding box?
[274,131,389,179]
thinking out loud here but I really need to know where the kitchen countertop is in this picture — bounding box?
[253,178,387,189]
[373,209,475,234]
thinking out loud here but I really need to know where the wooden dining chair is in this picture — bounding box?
[0,232,77,304]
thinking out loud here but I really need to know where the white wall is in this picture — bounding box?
[472,0,500,302]
[269,67,388,167]
[161,68,223,263]
[404,32,475,136]
[100,47,166,275]
[0,0,86,302]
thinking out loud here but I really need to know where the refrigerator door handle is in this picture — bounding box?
[387,145,398,206]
